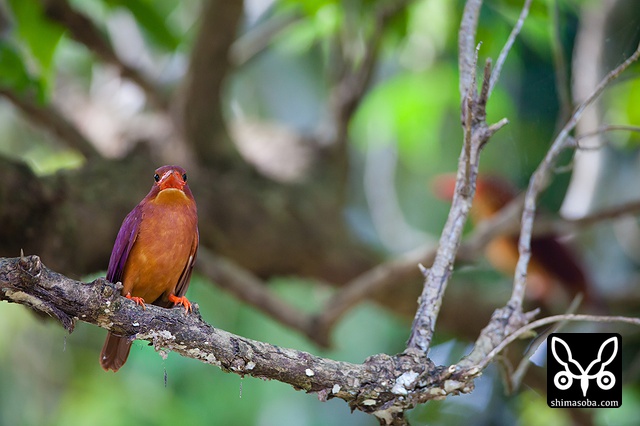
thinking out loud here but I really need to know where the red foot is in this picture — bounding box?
[168,294,192,313]
[125,292,146,309]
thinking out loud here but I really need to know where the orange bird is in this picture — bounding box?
[100,165,199,372]
[433,174,594,308]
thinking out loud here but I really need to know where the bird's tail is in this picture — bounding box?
[100,332,133,372]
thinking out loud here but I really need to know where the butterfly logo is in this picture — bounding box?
[551,336,617,397]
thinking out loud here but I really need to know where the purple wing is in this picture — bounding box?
[174,228,199,298]
[106,205,143,285]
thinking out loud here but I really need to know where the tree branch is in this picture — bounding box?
[488,0,533,96]
[461,39,640,370]
[406,22,509,352]
[42,0,167,109]
[0,255,484,425]
[327,0,412,203]
[230,11,302,67]
[575,124,640,149]
[310,245,434,347]
[474,313,640,371]
[308,187,640,347]
[458,0,482,97]
[195,248,323,347]
[0,89,99,159]
[509,41,640,311]
[183,0,244,169]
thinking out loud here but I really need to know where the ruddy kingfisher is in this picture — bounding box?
[100,165,199,372]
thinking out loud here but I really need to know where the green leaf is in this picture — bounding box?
[275,3,342,54]
[0,40,45,101]
[281,0,340,17]
[104,0,181,50]
[7,0,65,94]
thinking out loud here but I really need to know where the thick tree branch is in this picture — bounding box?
[183,0,244,169]
[0,255,485,425]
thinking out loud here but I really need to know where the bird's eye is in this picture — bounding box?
[182,173,187,182]
[154,173,160,182]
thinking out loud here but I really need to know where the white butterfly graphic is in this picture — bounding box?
[551,336,617,397]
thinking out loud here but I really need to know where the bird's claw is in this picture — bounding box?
[168,294,192,313]
[125,293,146,309]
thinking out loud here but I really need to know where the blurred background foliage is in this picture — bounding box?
[0,0,640,425]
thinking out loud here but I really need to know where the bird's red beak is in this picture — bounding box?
[158,170,186,191]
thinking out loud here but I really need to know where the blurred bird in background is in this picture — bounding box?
[100,165,199,372]
[432,174,599,311]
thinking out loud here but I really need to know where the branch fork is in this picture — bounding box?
[406,49,508,354]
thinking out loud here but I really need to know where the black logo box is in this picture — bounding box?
[547,333,622,408]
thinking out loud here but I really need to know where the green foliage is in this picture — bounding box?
[0,40,44,100]
[274,2,343,55]
[281,0,340,17]
[352,65,459,173]
[595,387,640,426]
[102,0,181,51]
[604,77,640,148]
[7,0,65,96]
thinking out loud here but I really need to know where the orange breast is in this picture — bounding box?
[121,189,197,304]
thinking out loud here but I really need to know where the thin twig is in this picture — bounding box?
[509,41,640,310]
[575,124,640,149]
[309,193,640,346]
[310,244,435,346]
[508,294,582,392]
[489,0,533,96]
[475,313,640,370]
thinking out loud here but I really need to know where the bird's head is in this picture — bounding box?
[154,165,189,192]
